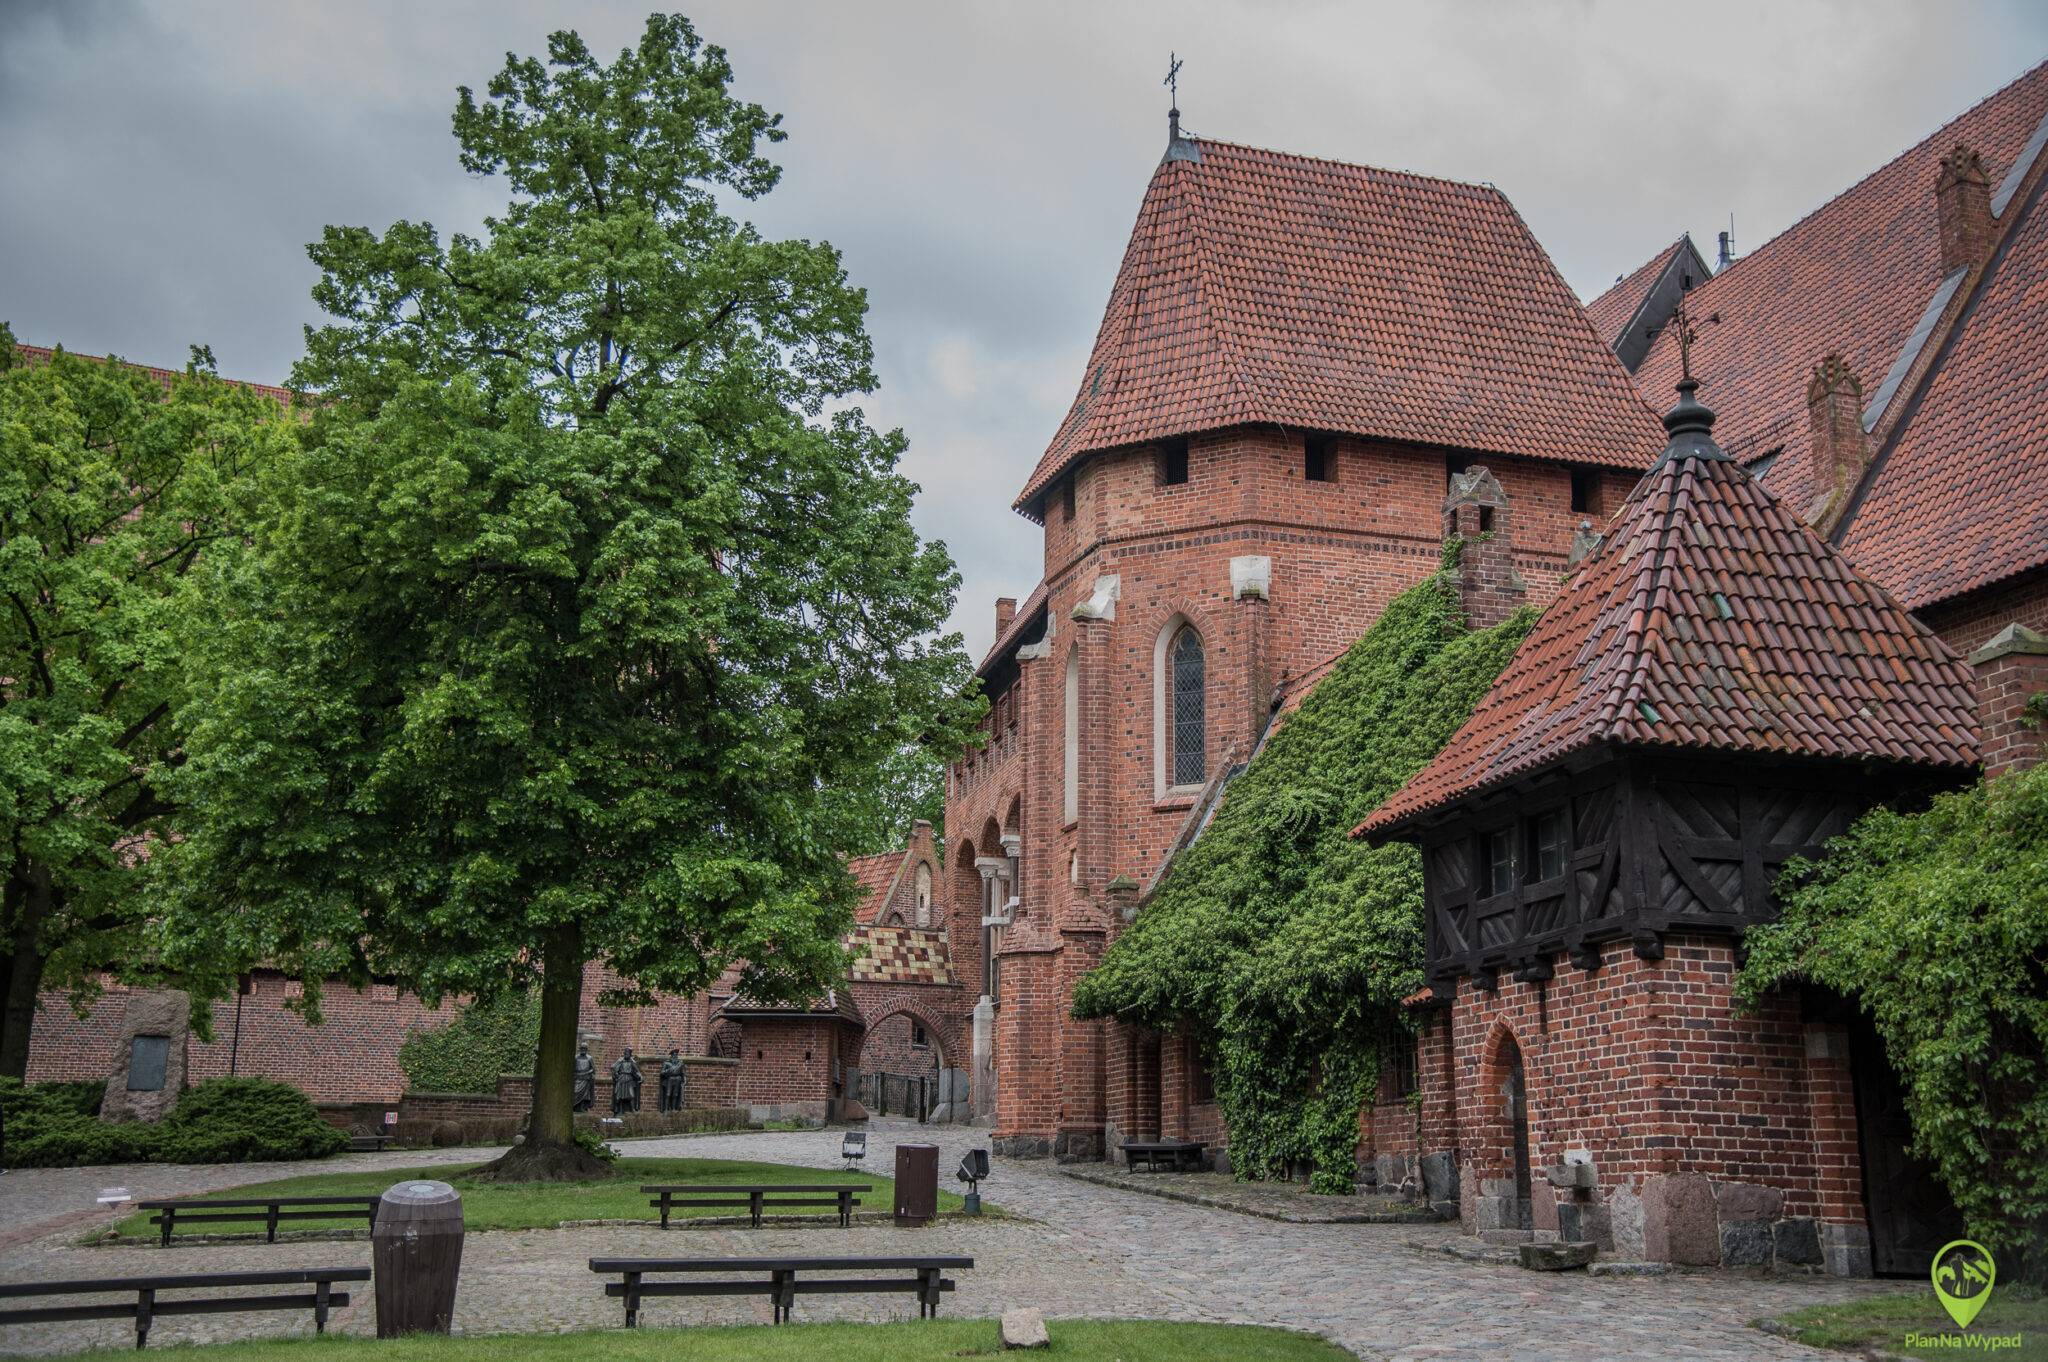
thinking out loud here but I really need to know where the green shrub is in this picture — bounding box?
[156,1078,348,1163]
[572,1126,618,1164]
[0,1076,344,1167]
[1738,762,2048,1286]
[398,991,539,1094]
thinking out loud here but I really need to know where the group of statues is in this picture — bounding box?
[571,1042,690,1116]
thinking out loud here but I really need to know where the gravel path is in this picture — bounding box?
[0,1122,1908,1360]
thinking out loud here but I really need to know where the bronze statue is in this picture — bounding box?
[659,1048,686,1114]
[611,1047,643,1114]
[572,1043,597,1112]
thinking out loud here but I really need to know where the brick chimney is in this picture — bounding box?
[1443,466,1523,630]
[994,596,1017,639]
[1804,354,1869,533]
[1969,623,2048,780]
[1937,144,1994,274]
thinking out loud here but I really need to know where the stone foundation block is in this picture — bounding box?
[1773,1216,1822,1266]
[1821,1221,1872,1278]
[1642,1173,1719,1266]
[1719,1218,1775,1267]
[1519,1241,1597,1271]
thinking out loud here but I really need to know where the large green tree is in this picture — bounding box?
[157,16,978,1177]
[0,332,285,1079]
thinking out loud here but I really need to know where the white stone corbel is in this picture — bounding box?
[1070,574,1120,622]
[1230,555,1273,601]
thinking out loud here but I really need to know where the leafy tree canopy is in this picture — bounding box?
[155,15,980,1175]
[1073,572,1534,1192]
[0,332,286,1079]
[1737,761,2048,1282]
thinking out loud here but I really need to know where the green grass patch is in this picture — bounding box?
[1766,1285,2048,1360]
[57,1320,1351,1362]
[108,1157,981,1237]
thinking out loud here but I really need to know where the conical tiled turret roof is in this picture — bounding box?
[1014,135,1667,517]
[1357,380,1980,837]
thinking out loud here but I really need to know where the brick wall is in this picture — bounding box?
[859,1011,940,1080]
[974,424,1608,1159]
[1434,935,1851,1267]
[1917,568,2048,657]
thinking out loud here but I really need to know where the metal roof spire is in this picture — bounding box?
[1656,285,1729,463]
[1164,53,1200,163]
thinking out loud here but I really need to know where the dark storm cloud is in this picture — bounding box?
[4,1,2044,659]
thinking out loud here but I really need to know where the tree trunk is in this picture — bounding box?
[474,921,610,1182]
[0,871,52,1083]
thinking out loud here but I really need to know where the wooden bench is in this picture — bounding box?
[136,1196,384,1247]
[346,1132,393,1153]
[0,1267,369,1349]
[641,1184,871,1229]
[1121,1140,1206,1172]
[589,1255,972,1326]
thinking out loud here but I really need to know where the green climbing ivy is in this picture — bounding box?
[1736,762,2048,1285]
[1072,573,1534,1193]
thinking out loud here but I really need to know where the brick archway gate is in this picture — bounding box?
[845,982,970,1122]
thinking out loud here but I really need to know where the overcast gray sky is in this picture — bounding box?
[5,1,2044,660]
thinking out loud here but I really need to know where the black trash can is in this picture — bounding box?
[894,1142,939,1226]
[372,1179,464,1337]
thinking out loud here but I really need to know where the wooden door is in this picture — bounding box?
[1851,1017,1964,1276]
[1506,1043,1533,1232]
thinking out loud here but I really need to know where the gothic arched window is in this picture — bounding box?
[1169,625,1206,788]
[915,863,933,927]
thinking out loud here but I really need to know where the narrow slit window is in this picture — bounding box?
[1061,476,1076,522]
[1528,809,1568,883]
[1160,438,1190,486]
[1570,469,1598,515]
[1483,827,1515,897]
[1169,625,1206,787]
[1304,436,1333,483]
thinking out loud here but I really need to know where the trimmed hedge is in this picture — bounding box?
[0,1076,346,1167]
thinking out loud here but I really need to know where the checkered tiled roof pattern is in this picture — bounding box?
[1358,392,1980,836]
[1631,63,2048,508]
[1014,138,1667,515]
[846,925,956,986]
[14,343,296,406]
[1584,237,1693,349]
[1839,145,2048,608]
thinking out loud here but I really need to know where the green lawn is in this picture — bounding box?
[1766,1286,2047,1360]
[55,1321,1351,1362]
[109,1157,980,1237]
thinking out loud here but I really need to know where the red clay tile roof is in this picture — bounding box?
[846,849,908,924]
[1014,138,1667,515]
[977,581,1048,677]
[1584,237,1693,349]
[13,343,297,406]
[1632,63,2048,488]
[1840,175,2048,608]
[1358,390,1980,836]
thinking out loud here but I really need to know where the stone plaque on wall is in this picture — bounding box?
[127,1035,170,1091]
[101,990,191,1124]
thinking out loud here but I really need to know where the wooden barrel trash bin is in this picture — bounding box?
[372,1179,464,1337]
[894,1142,939,1226]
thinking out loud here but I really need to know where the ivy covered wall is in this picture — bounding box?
[1072,570,1534,1192]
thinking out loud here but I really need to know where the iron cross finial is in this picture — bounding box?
[1668,277,1720,385]
[1164,53,1183,108]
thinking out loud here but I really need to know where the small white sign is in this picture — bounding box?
[383,1111,397,1126]
[96,1187,131,1205]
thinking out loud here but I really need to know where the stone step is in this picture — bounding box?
[1519,1240,1597,1271]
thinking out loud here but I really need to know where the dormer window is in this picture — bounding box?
[1160,438,1190,486]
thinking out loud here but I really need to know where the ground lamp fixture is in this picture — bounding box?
[957,1148,990,1215]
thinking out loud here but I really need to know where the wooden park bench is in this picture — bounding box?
[589,1255,972,1326]
[345,1132,393,1153]
[641,1183,871,1229]
[137,1195,384,1247]
[1120,1140,1206,1173]
[0,1267,369,1349]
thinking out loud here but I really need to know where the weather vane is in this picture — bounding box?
[1164,53,1183,108]
[1666,276,1720,384]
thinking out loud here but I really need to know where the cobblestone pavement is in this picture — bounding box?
[0,1122,1910,1360]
